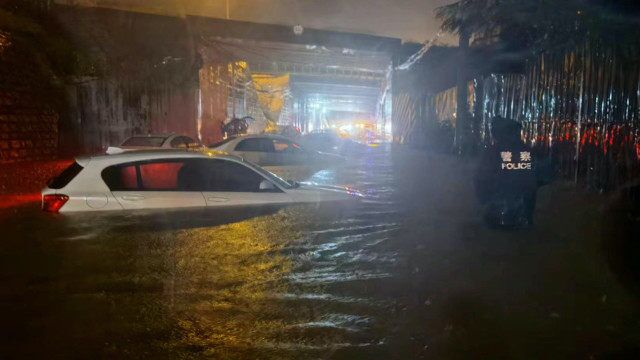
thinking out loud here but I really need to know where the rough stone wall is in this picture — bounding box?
[0,30,59,163]
[0,91,58,162]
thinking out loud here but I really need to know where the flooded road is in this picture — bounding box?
[1,146,639,359]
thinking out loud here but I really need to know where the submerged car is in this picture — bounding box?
[210,134,344,180]
[301,130,365,155]
[42,150,360,213]
[106,134,199,154]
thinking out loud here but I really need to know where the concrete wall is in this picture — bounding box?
[52,5,204,155]
[62,80,199,154]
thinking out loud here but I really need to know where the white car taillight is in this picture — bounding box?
[42,194,69,213]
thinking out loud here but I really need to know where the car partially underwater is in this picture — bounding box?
[210,134,345,181]
[105,134,200,154]
[42,149,361,213]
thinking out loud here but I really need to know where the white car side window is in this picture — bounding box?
[102,159,207,192]
[235,139,262,152]
[206,160,274,192]
[273,140,304,154]
[235,138,277,153]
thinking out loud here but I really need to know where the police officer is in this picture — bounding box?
[474,117,538,227]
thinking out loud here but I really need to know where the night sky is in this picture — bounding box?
[55,0,457,43]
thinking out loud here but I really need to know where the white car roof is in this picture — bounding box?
[125,133,177,138]
[213,134,298,148]
[76,149,242,168]
[232,134,294,141]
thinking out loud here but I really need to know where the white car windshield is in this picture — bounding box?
[240,159,294,189]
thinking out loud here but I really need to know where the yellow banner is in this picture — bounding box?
[251,73,289,124]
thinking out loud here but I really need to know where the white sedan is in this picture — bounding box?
[41,150,361,213]
[210,134,344,181]
[106,134,199,154]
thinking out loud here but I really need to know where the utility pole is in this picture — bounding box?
[226,0,230,19]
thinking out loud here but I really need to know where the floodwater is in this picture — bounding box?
[1,145,639,359]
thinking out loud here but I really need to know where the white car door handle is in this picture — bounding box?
[121,195,145,201]
[207,197,229,203]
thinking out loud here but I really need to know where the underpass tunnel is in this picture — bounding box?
[292,76,386,144]
[198,36,395,146]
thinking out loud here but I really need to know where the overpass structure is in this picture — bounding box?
[52,6,401,147]
[190,16,399,135]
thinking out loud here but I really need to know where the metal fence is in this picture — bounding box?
[428,46,640,191]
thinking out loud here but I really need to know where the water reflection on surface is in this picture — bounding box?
[2,145,640,359]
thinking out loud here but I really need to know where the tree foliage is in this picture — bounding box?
[436,0,640,57]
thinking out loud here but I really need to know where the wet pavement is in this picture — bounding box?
[1,145,640,359]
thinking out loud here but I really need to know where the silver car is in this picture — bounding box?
[210,134,344,181]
